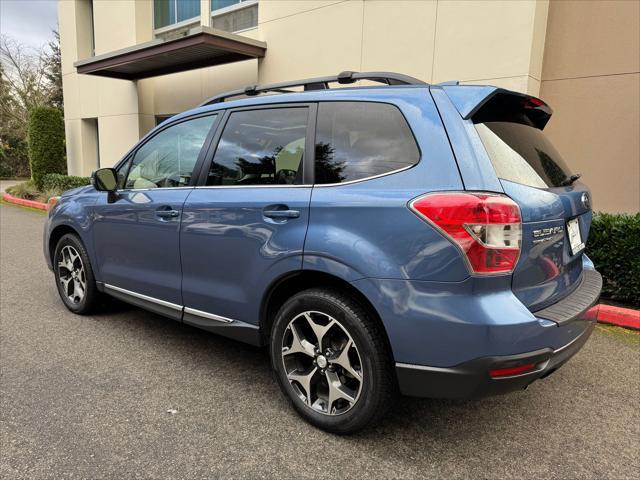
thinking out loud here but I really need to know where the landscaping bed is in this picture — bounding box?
[5,174,90,203]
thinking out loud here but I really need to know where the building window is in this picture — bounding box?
[154,0,200,30]
[211,0,258,32]
[88,0,95,56]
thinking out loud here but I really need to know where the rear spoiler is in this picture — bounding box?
[439,85,553,129]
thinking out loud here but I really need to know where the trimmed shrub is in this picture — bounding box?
[587,212,640,307]
[41,173,90,193]
[28,107,66,189]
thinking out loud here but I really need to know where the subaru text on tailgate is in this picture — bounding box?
[44,71,602,434]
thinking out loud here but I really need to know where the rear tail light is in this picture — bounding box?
[410,192,522,275]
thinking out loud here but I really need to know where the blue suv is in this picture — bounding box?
[44,72,602,434]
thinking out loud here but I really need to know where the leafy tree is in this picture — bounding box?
[44,30,63,109]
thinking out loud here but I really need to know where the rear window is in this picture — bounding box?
[475,122,572,188]
[314,102,419,184]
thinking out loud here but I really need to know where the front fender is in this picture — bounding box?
[45,192,99,277]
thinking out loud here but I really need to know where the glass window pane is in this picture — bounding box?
[154,0,176,28]
[475,122,572,188]
[207,108,308,186]
[116,156,132,189]
[126,115,216,189]
[314,102,420,184]
[177,0,200,22]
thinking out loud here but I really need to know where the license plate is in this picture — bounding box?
[567,218,585,255]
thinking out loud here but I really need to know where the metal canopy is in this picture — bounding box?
[74,26,266,80]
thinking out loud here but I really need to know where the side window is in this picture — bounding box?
[207,108,308,186]
[315,102,420,184]
[124,115,216,189]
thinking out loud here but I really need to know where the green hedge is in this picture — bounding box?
[28,107,66,189]
[41,173,90,193]
[587,212,640,307]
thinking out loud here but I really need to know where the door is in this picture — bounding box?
[93,114,218,314]
[180,105,314,327]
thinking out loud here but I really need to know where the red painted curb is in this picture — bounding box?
[2,192,49,210]
[588,304,640,331]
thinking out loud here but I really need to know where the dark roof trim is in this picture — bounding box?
[74,26,266,80]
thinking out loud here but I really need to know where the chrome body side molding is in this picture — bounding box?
[104,283,182,310]
[104,283,183,320]
[102,283,262,345]
[183,307,233,323]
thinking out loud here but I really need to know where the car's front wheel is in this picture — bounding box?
[270,288,396,434]
[54,233,99,314]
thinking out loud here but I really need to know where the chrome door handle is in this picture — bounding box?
[263,209,300,219]
[156,209,180,218]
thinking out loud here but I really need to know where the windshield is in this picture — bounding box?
[475,121,572,188]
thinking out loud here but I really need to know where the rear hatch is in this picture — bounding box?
[471,92,593,311]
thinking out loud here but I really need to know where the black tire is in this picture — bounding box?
[53,233,100,315]
[270,288,396,434]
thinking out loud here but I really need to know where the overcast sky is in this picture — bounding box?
[1,0,58,50]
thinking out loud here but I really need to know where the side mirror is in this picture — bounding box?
[92,168,119,203]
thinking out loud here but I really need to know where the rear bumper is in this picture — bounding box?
[396,318,595,399]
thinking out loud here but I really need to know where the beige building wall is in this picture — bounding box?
[256,0,548,95]
[59,0,145,174]
[540,0,640,213]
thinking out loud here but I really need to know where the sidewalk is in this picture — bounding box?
[0,179,21,192]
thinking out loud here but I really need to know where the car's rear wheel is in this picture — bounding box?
[270,288,396,434]
[54,234,99,314]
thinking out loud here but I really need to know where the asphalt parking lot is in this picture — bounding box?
[1,203,639,479]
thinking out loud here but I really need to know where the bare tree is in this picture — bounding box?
[0,35,51,139]
[1,33,62,177]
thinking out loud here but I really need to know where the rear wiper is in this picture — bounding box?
[561,173,581,186]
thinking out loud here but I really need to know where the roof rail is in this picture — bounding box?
[198,71,427,106]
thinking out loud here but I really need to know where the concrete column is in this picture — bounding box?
[200,0,211,27]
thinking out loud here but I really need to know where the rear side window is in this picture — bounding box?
[475,122,572,188]
[314,102,419,184]
[207,107,308,186]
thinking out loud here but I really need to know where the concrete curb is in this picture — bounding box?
[590,304,640,331]
[2,192,49,210]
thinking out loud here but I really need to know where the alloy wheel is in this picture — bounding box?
[57,245,86,304]
[281,311,363,415]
